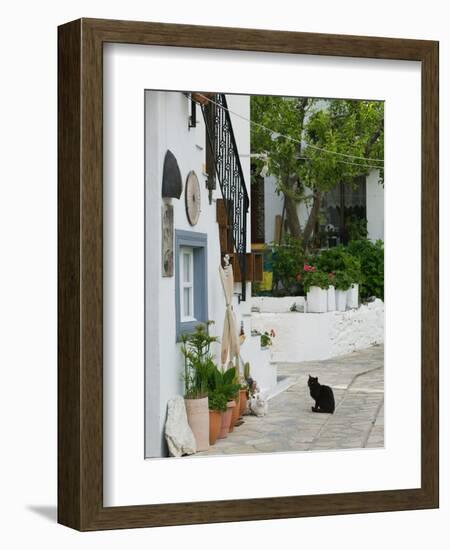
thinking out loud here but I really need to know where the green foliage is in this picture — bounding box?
[315,246,362,284]
[303,101,384,190]
[180,322,218,399]
[302,270,331,293]
[271,234,304,295]
[346,215,368,241]
[333,270,353,291]
[259,233,383,301]
[260,332,272,348]
[208,390,228,412]
[347,239,384,299]
[208,366,240,403]
[251,96,384,247]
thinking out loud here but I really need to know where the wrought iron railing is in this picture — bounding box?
[201,93,250,301]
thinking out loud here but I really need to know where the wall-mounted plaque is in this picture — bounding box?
[161,203,174,277]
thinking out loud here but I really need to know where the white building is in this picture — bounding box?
[144,91,384,458]
[261,170,384,246]
[144,91,273,458]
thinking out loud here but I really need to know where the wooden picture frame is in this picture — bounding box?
[58,18,439,531]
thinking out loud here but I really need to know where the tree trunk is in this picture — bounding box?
[284,195,302,239]
[302,190,322,250]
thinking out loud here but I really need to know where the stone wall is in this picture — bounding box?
[251,295,306,313]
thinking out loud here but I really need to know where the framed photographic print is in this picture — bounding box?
[58,18,439,531]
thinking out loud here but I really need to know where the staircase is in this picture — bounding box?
[201,94,250,300]
[199,93,276,393]
[239,312,278,393]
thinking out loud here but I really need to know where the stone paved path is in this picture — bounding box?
[196,344,384,456]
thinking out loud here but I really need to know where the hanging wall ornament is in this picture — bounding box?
[162,149,182,199]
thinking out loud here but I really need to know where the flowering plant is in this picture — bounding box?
[260,329,275,348]
[316,246,361,284]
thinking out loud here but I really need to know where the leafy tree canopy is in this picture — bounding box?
[250,96,384,247]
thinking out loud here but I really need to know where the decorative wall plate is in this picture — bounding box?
[185,170,201,225]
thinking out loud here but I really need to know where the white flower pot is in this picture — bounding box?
[327,285,336,312]
[336,289,348,312]
[306,286,327,313]
[346,283,359,309]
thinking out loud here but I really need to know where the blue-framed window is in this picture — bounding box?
[175,230,208,341]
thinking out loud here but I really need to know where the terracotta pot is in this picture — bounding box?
[239,389,248,416]
[191,92,215,105]
[218,400,235,439]
[209,410,222,446]
[184,396,209,451]
[229,393,241,432]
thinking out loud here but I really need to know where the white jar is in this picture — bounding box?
[336,289,348,312]
[327,285,336,312]
[306,286,328,313]
[346,283,359,309]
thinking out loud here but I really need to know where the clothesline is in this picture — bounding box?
[193,93,384,170]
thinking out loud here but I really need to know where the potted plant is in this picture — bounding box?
[208,365,240,439]
[343,253,361,309]
[260,329,275,350]
[229,387,241,432]
[347,281,359,309]
[228,366,245,431]
[207,390,227,445]
[346,239,384,301]
[333,270,353,311]
[239,363,251,415]
[316,247,361,310]
[303,267,330,313]
[180,322,218,452]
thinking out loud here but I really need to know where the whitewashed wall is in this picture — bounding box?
[263,174,284,243]
[145,91,251,457]
[251,299,384,363]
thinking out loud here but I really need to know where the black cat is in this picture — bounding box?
[308,375,335,414]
